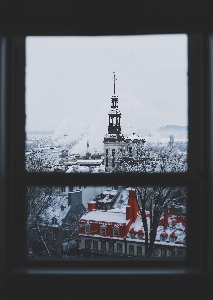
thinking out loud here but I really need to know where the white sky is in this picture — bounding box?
[26,35,187,154]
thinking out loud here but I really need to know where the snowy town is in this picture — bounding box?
[26,74,187,259]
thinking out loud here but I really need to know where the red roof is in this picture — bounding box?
[160,231,168,237]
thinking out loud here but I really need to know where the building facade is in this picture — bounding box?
[78,188,186,258]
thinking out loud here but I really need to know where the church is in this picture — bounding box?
[103,72,145,172]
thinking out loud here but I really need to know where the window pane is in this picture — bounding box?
[25,35,187,173]
[27,186,186,259]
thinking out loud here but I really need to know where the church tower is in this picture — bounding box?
[103,72,125,172]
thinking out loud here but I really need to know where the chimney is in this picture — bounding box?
[88,201,96,211]
[126,205,131,220]
[128,189,139,222]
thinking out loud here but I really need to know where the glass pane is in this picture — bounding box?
[25,35,187,173]
[27,186,186,259]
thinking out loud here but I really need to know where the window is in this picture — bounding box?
[113,229,119,237]
[137,246,142,256]
[117,243,122,253]
[101,241,106,251]
[109,242,114,252]
[52,231,56,240]
[85,226,90,233]
[1,2,213,299]
[93,240,98,250]
[137,233,143,240]
[85,240,91,249]
[129,245,134,255]
[170,237,175,243]
[100,227,106,235]
[160,236,166,242]
[161,249,167,258]
[129,233,135,239]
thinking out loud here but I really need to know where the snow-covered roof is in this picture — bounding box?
[125,133,144,141]
[65,166,74,173]
[39,195,70,226]
[80,208,129,224]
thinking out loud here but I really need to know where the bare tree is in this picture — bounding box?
[114,141,187,257]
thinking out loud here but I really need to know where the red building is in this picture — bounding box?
[78,188,186,258]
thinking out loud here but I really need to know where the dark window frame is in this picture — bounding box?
[1,1,213,299]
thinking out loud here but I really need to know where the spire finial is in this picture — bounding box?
[112,71,117,95]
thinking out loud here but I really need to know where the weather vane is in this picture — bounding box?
[112,71,117,95]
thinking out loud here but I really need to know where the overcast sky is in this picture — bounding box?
[26,35,187,154]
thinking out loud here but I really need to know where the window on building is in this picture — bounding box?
[101,241,106,251]
[137,246,142,256]
[85,239,91,249]
[105,157,108,167]
[113,229,119,236]
[106,149,108,155]
[161,249,167,258]
[52,218,57,225]
[85,225,90,233]
[100,227,106,235]
[93,240,98,250]
[170,237,175,243]
[52,231,56,240]
[160,235,166,242]
[109,242,114,252]
[129,232,135,239]
[112,149,115,157]
[153,249,160,257]
[117,243,122,253]
[112,158,115,168]
[129,245,134,255]
[137,233,143,240]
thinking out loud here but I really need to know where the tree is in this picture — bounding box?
[114,141,187,257]
[26,150,65,257]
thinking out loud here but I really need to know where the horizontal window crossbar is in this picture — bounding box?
[24,172,194,186]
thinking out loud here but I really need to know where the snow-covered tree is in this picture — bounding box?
[25,149,56,172]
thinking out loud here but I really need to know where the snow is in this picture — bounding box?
[65,166,74,173]
[39,195,70,226]
[125,133,144,141]
[81,208,129,224]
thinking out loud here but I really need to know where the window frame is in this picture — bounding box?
[1,1,213,299]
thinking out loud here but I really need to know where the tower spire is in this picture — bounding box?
[113,71,117,95]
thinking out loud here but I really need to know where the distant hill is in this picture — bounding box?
[158,125,187,139]
[158,125,187,131]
